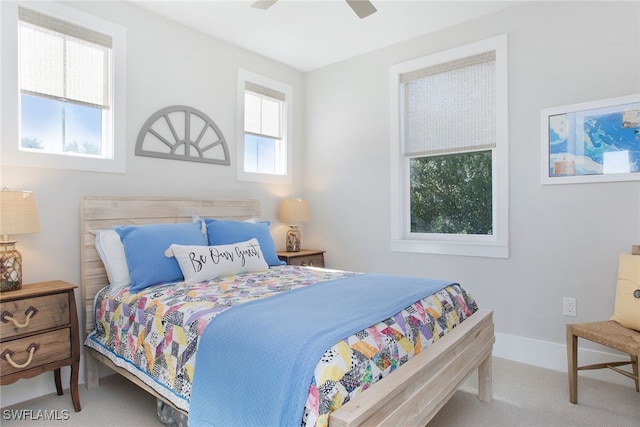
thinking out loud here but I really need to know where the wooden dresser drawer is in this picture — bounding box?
[287,253,325,267]
[0,328,71,376]
[277,249,326,268]
[0,293,69,339]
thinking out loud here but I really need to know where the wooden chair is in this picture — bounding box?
[566,246,640,404]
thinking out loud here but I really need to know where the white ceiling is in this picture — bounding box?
[131,0,522,72]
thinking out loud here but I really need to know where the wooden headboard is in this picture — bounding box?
[80,196,261,336]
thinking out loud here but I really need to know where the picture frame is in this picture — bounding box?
[541,94,640,184]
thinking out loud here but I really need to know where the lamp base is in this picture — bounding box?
[1,243,22,292]
[285,225,301,252]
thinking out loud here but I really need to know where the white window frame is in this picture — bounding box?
[237,68,292,184]
[390,35,509,258]
[0,1,126,173]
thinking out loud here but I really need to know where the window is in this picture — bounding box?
[244,83,284,174]
[0,1,126,173]
[237,69,292,184]
[390,35,509,258]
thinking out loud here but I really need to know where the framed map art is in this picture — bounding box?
[541,94,640,184]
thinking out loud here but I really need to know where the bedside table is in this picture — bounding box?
[277,249,325,268]
[0,280,81,412]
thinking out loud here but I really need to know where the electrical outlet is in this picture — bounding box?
[563,297,577,317]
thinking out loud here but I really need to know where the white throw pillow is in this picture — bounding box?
[95,229,131,291]
[167,238,269,283]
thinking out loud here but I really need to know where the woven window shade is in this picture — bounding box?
[401,51,496,157]
[244,82,284,140]
[19,6,112,110]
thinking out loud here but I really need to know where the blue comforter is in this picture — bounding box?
[188,272,453,427]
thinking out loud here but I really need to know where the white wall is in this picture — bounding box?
[0,0,305,406]
[304,1,640,381]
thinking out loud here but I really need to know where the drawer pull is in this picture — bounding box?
[1,306,38,328]
[1,343,40,369]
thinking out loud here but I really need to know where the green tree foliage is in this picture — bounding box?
[64,141,79,152]
[410,150,493,234]
[21,136,43,149]
[64,141,101,155]
[81,141,101,155]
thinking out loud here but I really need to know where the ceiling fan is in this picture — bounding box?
[252,0,377,19]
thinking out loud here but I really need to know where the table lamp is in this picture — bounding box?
[279,198,309,252]
[0,189,40,291]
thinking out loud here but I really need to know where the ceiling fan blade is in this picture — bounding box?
[345,0,377,19]
[252,0,278,10]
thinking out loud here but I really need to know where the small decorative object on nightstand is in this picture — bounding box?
[279,198,309,252]
[0,189,41,292]
[0,280,81,412]
[277,249,325,268]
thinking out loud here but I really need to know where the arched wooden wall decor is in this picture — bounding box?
[135,105,230,165]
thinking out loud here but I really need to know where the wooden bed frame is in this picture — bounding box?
[80,196,494,426]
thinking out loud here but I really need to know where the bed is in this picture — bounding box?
[80,196,494,426]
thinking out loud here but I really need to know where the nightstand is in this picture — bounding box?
[0,281,81,412]
[277,249,325,268]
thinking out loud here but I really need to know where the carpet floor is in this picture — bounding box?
[2,357,638,426]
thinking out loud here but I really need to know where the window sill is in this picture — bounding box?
[237,170,292,185]
[391,239,509,259]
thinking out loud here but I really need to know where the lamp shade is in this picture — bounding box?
[0,190,41,238]
[279,198,309,224]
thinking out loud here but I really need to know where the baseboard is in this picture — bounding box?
[493,332,634,386]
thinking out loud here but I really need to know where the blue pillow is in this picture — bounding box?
[115,222,207,292]
[205,219,284,267]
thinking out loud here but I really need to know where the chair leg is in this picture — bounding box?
[566,325,578,404]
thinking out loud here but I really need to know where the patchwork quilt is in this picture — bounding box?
[85,265,478,426]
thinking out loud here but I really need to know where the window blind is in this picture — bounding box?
[18,6,112,110]
[244,82,284,140]
[401,51,495,157]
